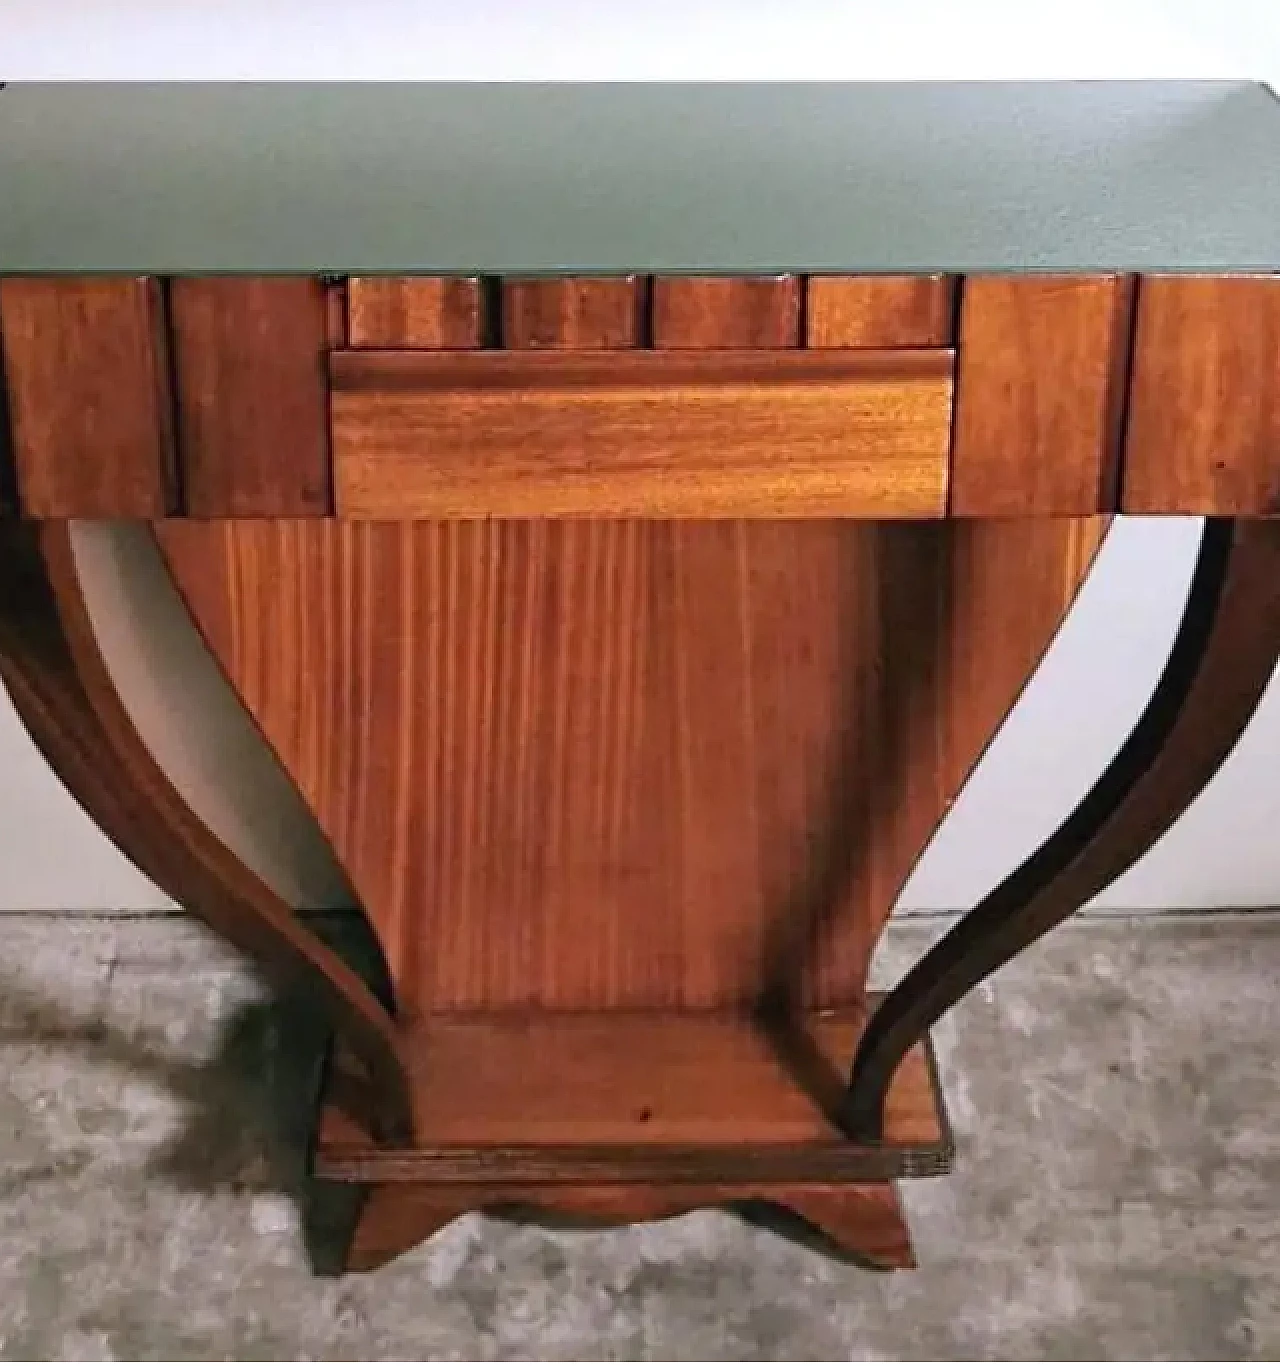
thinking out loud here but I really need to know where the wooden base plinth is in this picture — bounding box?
[310,1002,949,1273]
[314,1178,917,1275]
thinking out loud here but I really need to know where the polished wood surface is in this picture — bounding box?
[155,513,1106,1025]
[503,277,644,349]
[0,333,20,518]
[337,1179,914,1274]
[0,522,411,1139]
[807,275,954,348]
[0,278,175,517]
[844,517,1280,1137]
[347,277,484,349]
[653,277,801,348]
[330,348,954,518]
[1,270,1275,520]
[316,1005,943,1164]
[324,280,349,349]
[170,277,332,516]
[3,261,1277,1276]
[1124,274,1280,514]
[951,275,1135,515]
[158,280,1106,1034]
[157,517,889,1012]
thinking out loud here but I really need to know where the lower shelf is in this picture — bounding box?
[313,1001,952,1186]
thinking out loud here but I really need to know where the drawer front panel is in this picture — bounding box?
[330,348,954,518]
[7,271,1273,519]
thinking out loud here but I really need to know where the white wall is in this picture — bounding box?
[1,2,1278,912]
[1,1,1277,82]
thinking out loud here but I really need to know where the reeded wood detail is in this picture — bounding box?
[653,277,801,348]
[807,275,954,348]
[2,271,1279,521]
[0,522,411,1138]
[502,277,643,349]
[347,277,484,349]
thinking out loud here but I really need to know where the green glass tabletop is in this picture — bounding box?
[1,81,1277,275]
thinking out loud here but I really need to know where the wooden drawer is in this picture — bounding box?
[6,270,1277,519]
[329,348,954,518]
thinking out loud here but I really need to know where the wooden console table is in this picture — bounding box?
[0,82,1278,1273]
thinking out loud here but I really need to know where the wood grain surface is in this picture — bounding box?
[845,516,1280,1138]
[0,338,17,517]
[807,276,954,348]
[502,277,643,349]
[1124,275,1280,513]
[0,278,175,517]
[5,270,1275,521]
[158,513,1107,1017]
[316,1005,942,1157]
[330,348,953,518]
[950,275,1135,515]
[347,277,484,349]
[0,522,411,1139]
[169,277,332,516]
[337,1179,913,1273]
[156,280,1109,1031]
[652,277,801,348]
[324,279,349,348]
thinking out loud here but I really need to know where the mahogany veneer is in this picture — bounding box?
[2,81,1278,1277]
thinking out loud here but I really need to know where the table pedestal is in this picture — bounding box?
[4,513,1277,1272]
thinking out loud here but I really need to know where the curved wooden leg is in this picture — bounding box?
[332,1185,470,1274]
[750,1184,915,1270]
[327,1180,913,1274]
[0,522,411,1140]
[844,517,1280,1138]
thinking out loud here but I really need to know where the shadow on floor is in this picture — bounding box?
[0,943,909,1280]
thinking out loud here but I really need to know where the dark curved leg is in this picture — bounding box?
[844,517,1280,1138]
[0,521,412,1141]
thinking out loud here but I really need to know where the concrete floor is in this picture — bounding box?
[0,912,1275,1360]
